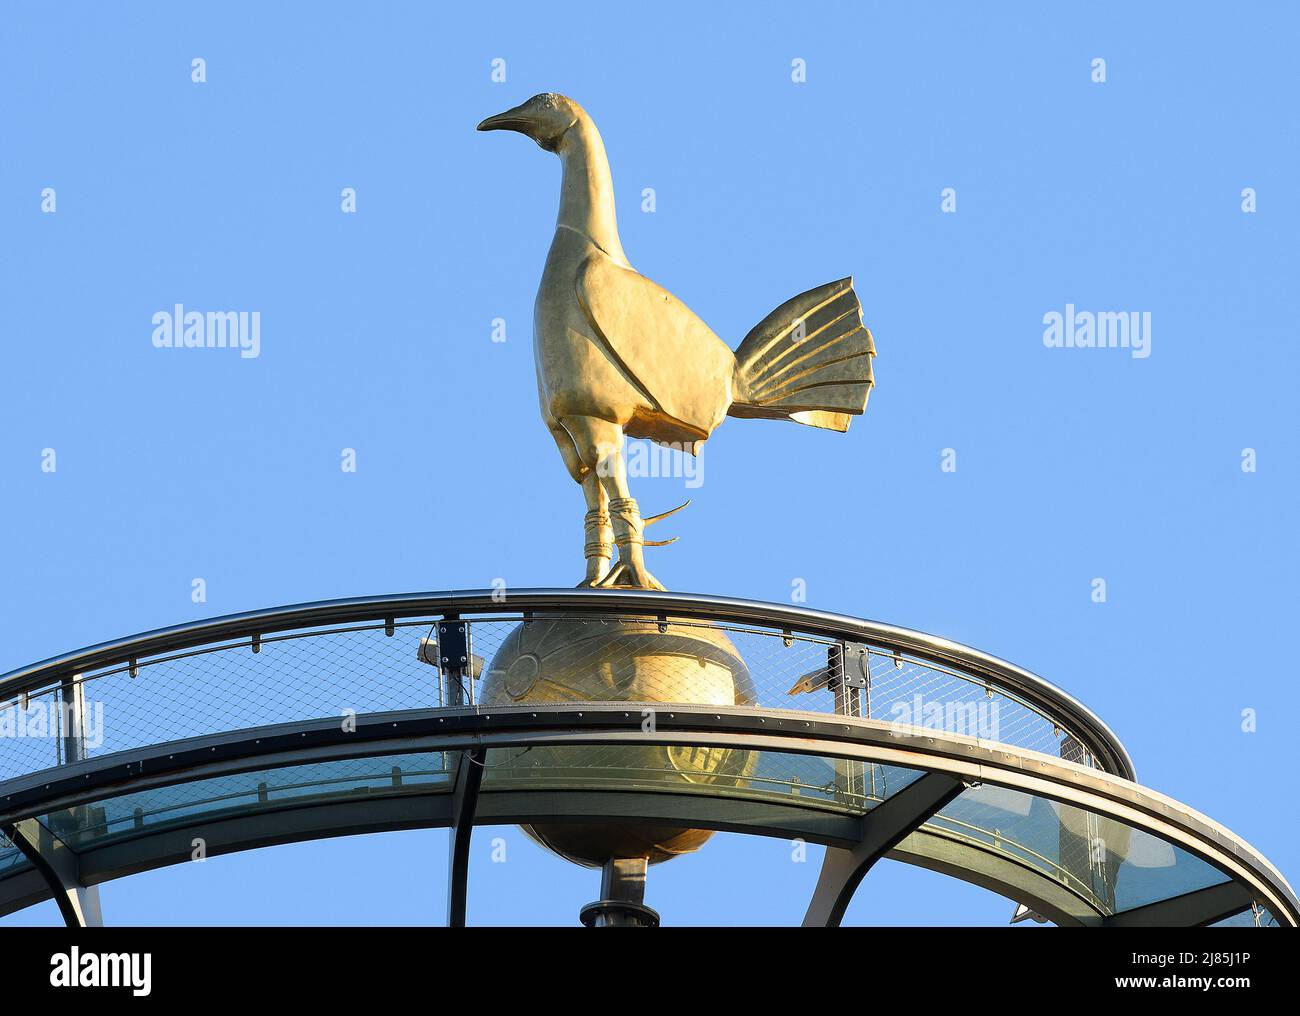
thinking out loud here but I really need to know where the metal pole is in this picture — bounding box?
[579,858,659,927]
[53,675,103,926]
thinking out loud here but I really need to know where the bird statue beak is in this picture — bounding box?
[476,102,532,134]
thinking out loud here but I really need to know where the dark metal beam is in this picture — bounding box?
[803,773,966,926]
[2,819,101,927]
[446,748,485,927]
[1104,880,1254,928]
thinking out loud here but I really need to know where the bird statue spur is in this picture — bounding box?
[478,93,876,591]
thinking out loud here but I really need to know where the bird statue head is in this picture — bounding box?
[476,92,583,152]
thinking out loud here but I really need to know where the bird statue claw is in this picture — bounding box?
[643,499,690,526]
[637,500,685,550]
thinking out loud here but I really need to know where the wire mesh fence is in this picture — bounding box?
[0,609,1098,785]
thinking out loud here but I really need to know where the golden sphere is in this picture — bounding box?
[479,616,757,866]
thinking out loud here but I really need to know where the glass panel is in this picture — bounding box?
[38,753,455,852]
[481,743,923,814]
[1209,906,1277,928]
[930,784,1231,915]
[0,843,29,876]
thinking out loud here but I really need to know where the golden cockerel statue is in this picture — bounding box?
[479,93,875,590]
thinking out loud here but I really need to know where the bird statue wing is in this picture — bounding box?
[575,253,735,443]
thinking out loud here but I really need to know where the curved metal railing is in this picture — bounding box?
[0,589,1134,784]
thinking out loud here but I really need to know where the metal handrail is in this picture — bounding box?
[0,587,1136,780]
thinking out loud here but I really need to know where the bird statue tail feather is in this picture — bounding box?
[727,277,875,432]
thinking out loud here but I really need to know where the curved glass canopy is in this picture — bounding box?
[0,589,1290,926]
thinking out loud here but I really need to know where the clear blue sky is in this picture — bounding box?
[1,1,1296,925]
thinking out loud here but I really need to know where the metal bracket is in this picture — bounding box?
[824,644,866,692]
[437,620,469,671]
[437,620,472,707]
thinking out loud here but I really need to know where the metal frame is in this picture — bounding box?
[892,825,1105,927]
[0,703,1293,926]
[1103,881,1255,928]
[1,672,105,927]
[0,588,1136,779]
[445,748,485,927]
[802,772,967,926]
[2,819,102,927]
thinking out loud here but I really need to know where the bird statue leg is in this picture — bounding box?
[546,419,613,587]
[579,473,612,586]
[562,415,666,591]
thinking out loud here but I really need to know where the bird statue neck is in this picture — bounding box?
[556,118,627,263]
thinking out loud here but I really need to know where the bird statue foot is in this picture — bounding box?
[575,564,612,589]
[594,558,666,592]
[595,498,686,592]
[583,497,681,591]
